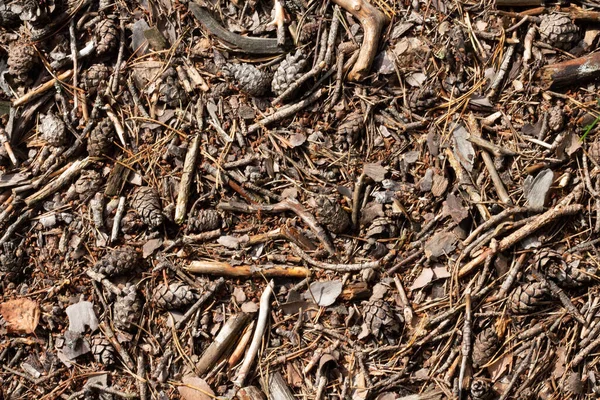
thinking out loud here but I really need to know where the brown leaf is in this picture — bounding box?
[431,173,448,197]
[424,231,458,260]
[364,162,387,182]
[442,193,469,223]
[178,375,214,400]
[410,268,435,290]
[0,298,40,334]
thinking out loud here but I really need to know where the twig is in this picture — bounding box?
[25,157,92,206]
[99,321,135,371]
[498,342,535,400]
[175,134,200,224]
[352,172,366,229]
[325,6,341,66]
[458,291,472,395]
[186,260,309,277]
[136,351,148,400]
[105,109,127,147]
[290,242,393,271]
[13,70,73,107]
[0,209,30,246]
[233,281,274,388]
[127,78,150,118]
[110,196,127,244]
[463,206,531,247]
[531,271,587,326]
[249,89,323,133]
[69,19,78,120]
[487,44,515,100]
[111,17,126,94]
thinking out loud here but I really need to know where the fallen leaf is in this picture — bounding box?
[524,169,554,211]
[424,231,458,260]
[410,268,435,290]
[442,193,469,223]
[0,298,40,334]
[142,238,163,258]
[217,235,240,249]
[178,375,214,400]
[453,125,475,172]
[431,173,448,197]
[488,351,512,381]
[304,280,343,307]
[233,287,247,303]
[364,162,387,182]
[241,301,259,313]
[289,133,306,147]
[66,301,99,333]
[433,266,451,279]
[406,72,427,87]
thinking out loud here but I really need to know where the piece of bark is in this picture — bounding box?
[104,161,131,197]
[237,386,266,400]
[186,261,309,278]
[175,135,200,224]
[540,52,600,88]
[195,313,251,375]
[260,371,295,400]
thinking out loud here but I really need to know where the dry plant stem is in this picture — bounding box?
[532,271,587,326]
[85,269,122,295]
[218,198,335,255]
[111,17,126,94]
[233,281,274,388]
[160,277,225,347]
[105,109,127,147]
[487,45,515,99]
[228,320,255,368]
[541,52,600,88]
[394,275,415,323]
[494,253,527,301]
[352,172,366,228]
[458,291,472,394]
[459,204,583,277]
[127,78,150,118]
[388,248,424,274]
[137,351,148,400]
[25,157,91,206]
[498,343,535,400]
[110,196,127,244]
[0,208,29,246]
[196,313,251,375]
[187,260,309,278]
[100,321,135,370]
[467,134,516,157]
[325,6,341,66]
[291,242,391,271]
[69,19,78,118]
[331,0,387,81]
[13,70,73,107]
[175,134,200,224]
[463,207,530,247]
[249,89,324,132]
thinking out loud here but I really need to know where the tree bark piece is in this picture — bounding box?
[540,52,600,88]
[186,260,309,278]
[175,135,200,224]
[331,0,388,81]
[260,371,295,400]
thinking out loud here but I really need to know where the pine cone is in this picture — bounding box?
[298,20,319,44]
[472,327,500,368]
[130,186,164,228]
[337,112,365,146]
[158,73,187,107]
[188,209,221,233]
[409,88,439,111]
[40,113,67,146]
[0,3,19,28]
[95,17,119,55]
[113,284,142,331]
[224,63,271,96]
[271,50,307,97]
[0,241,25,282]
[509,281,550,314]
[10,0,48,27]
[91,336,115,365]
[365,217,397,238]
[362,298,401,338]
[470,379,493,400]
[589,140,600,165]
[315,196,350,234]
[153,282,197,310]
[548,105,564,132]
[72,170,103,199]
[539,13,579,50]
[93,246,140,277]
[83,64,111,95]
[7,39,36,78]
[87,118,114,157]
[280,0,306,14]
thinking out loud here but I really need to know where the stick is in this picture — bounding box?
[233,281,274,388]
[175,135,200,224]
[540,52,600,88]
[69,19,78,119]
[290,242,393,271]
[99,321,135,371]
[186,260,309,278]
[13,70,73,107]
[331,0,387,81]
[111,17,126,94]
[110,196,126,244]
[105,109,127,147]
[25,157,91,206]
[458,291,472,395]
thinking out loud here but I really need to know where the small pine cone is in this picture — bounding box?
[298,21,319,44]
[40,113,67,146]
[0,241,25,282]
[95,17,119,55]
[87,118,114,157]
[224,63,271,96]
[589,140,600,165]
[337,112,365,146]
[130,186,164,228]
[280,0,306,14]
[7,40,36,77]
[271,50,308,97]
[470,379,493,400]
[409,87,438,111]
[113,284,142,331]
[0,3,19,28]
[546,260,596,288]
[538,13,579,50]
[188,209,221,233]
[91,336,115,365]
[362,298,400,338]
[158,74,187,107]
[153,282,197,310]
[472,327,500,368]
[365,217,397,238]
[93,246,140,277]
[548,105,564,132]
[315,196,350,234]
[72,170,103,199]
[509,281,550,314]
[83,64,111,95]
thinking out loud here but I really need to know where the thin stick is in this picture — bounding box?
[175,134,200,224]
[105,109,127,147]
[99,321,135,370]
[233,281,274,388]
[13,70,73,107]
[249,89,323,133]
[458,291,472,395]
[111,17,126,94]
[463,207,531,247]
[186,260,309,278]
[25,157,92,206]
[69,19,78,118]
[290,242,393,272]
[110,196,126,244]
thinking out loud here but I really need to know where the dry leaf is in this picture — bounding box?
[410,268,435,290]
[178,375,215,400]
[424,231,458,260]
[452,125,475,172]
[431,173,448,197]
[0,298,40,334]
[364,162,387,182]
[442,193,468,223]
[66,301,98,333]
[304,280,343,307]
[524,169,554,211]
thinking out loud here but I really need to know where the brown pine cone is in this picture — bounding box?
[188,209,221,233]
[0,241,25,282]
[589,141,600,165]
[95,17,119,55]
[315,196,350,234]
[298,20,319,44]
[470,379,493,400]
[158,72,187,107]
[40,113,67,147]
[472,327,500,368]
[83,64,111,95]
[113,284,142,331]
[337,112,365,146]
[7,39,36,79]
[539,13,579,50]
[72,170,103,200]
[548,105,564,132]
[509,281,550,314]
[224,63,272,96]
[362,298,401,338]
[130,186,164,228]
[271,50,307,97]
[87,118,114,157]
[93,246,140,277]
[91,336,115,365]
[152,282,197,310]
